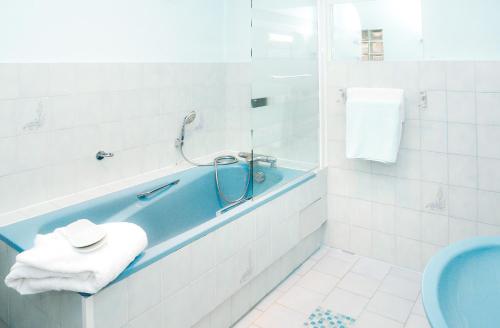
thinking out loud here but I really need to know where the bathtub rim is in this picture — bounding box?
[422,236,500,328]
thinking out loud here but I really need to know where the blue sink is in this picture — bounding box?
[422,237,500,328]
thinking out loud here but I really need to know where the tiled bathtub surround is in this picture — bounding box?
[0,169,327,328]
[325,61,500,271]
[0,63,236,215]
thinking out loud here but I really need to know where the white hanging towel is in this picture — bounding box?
[345,87,405,163]
[5,222,147,295]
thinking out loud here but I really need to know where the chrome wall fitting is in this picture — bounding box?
[96,151,114,160]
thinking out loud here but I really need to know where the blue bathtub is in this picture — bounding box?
[0,163,312,286]
[422,236,500,328]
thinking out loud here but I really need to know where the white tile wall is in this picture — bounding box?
[326,61,500,271]
[0,63,235,217]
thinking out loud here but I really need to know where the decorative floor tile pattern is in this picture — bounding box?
[236,246,432,328]
[304,307,355,328]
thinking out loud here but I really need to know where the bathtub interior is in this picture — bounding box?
[0,163,303,252]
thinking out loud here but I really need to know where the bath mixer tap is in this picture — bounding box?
[238,152,277,168]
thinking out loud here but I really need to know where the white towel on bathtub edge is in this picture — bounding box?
[4,222,148,295]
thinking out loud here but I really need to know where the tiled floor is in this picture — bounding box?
[235,246,431,328]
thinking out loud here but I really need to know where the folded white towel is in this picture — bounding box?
[5,222,147,295]
[346,87,405,163]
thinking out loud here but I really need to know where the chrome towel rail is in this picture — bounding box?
[216,198,248,216]
[137,179,180,200]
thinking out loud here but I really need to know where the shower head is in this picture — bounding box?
[183,111,197,125]
[176,111,197,149]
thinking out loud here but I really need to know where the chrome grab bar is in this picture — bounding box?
[216,198,248,216]
[137,179,180,200]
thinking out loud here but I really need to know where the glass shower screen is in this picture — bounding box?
[249,0,320,197]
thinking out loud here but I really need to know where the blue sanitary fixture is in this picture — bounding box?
[0,163,311,286]
[422,236,500,328]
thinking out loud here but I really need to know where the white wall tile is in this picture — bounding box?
[478,157,500,192]
[327,221,350,250]
[161,246,192,299]
[447,92,476,124]
[395,208,421,240]
[127,263,162,320]
[395,179,421,210]
[0,100,17,138]
[48,64,76,96]
[449,218,477,243]
[421,213,448,246]
[18,64,49,98]
[93,281,128,328]
[477,190,500,225]
[349,199,372,229]
[477,222,500,236]
[420,91,446,121]
[475,62,500,92]
[0,64,19,99]
[420,243,442,271]
[419,62,446,91]
[372,161,397,177]
[372,232,396,264]
[162,284,193,328]
[448,123,476,156]
[127,303,163,328]
[420,121,447,153]
[421,151,448,184]
[478,125,500,159]
[371,175,396,205]
[396,150,421,180]
[210,299,232,328]
[191,269,217,321]
[328,195,350,223]
[190,232,216,281]
[421,182,448,215]
[372,203,395,234]
[446,62,475,91]
[449,186,477,220]
[350,226,372,257]
[395,237,421,271]
[400,120,421,151]
[448,154,477,188]
[476,93,500,125]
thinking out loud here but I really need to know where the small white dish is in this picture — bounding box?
[63,219,107,248]
[74,237,107,253]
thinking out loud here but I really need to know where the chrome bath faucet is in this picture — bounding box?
[238,152,277,168]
